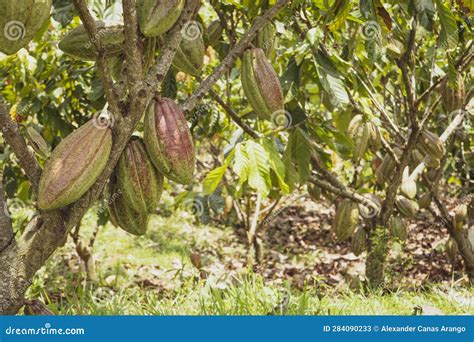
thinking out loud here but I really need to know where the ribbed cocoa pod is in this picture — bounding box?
[389,216,407,241]
[0,0,52,55]
[395,196,419,218]
[137,0,184,37]
[445,237,458,260]
[205,20,223,47]
[241,48,284,120]
[441,73,465,113]
[351,227,367,256]
[400,168,417,199]
[59,22,124,60]
[418,192,432,209]
[307,183,321,201]
[38,120,112,210]
[117,137,164,214]
[144,97,195,184]
[255,22,276,58]
[108,182,149,236]
[352,123,369,161]
[25,126,50,159]
[173,35,205,76]
[454,204,467,231]
[333,200,359,241]
[419,130,445,161]
[376,147,402,185]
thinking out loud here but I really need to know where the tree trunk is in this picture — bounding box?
[365,225,389,288]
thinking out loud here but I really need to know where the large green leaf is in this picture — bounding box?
[435,0,459,50]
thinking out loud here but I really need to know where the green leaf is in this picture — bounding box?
[203,150,235,195]
[315,50,349,106]
[262,139,290,194]
[435,0,459,50]
[245,141,271,198]
[233,143,250,185]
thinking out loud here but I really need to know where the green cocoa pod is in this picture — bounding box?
[441,73,465,113]
[333,200,359,241]
[241,48,284,120]
[38,119,112,210]
[172,35,205,76]
[395,196,419,218]
[307,183,321,201]
[352,123,369,161]
[0,0,52,55]
[418,192,432,209]
[108,182,149,236]
[255,22,276,58]
[389,216,407,241]
[59,21,124,60]
[367,121,381,150]
[137,0,184,37]
[347,115,364,138]
[205,20,223,47]
[25,126,50,159]
[376,147,402,185]
[144,97,195,184]
[419,130,445,161]
[400,168,417,199]
[454,204,467,231]
[351,227,367,256]
[445,237,458,260]
[117,137,164,214]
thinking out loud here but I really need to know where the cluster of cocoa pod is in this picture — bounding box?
[37,97,195,236]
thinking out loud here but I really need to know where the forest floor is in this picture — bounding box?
[26,195,473,315]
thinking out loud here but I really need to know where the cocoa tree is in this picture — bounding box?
[0,0,472,315]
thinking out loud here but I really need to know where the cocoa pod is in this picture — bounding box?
[351,227,367,256]
[454,204,467,231]
[307,183,321,201]
[400,167,417,199]
[352,123,369,161]
[108,182,149,236]
[173,35,205,76]
[25,126,50,159]
[418,192,432,209]
[419,130,445,161]
[144,97,195,184]
[441,73,465,113]
[333,200,359,241]
[395,196,419,218]
[205,20,223,47]
[410,149,425,166]
[0,0,52,55]
[376,147,402,185]
[445,237,458,260]
[59,22,124,60]
[117,137,164,214]
[137,0,184,37]
[241,48,284,120]
[255,22,276,58]
[38,120,112,210]
[367,122,381,150]
[347,115,364,138]
[389,216,407,241]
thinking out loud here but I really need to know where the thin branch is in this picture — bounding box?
[181,0,290,113]
[72,0,121,116]
[209,89,260,139]
[122,0,143,95]
[0,168,13,251]
[0,104,42,193]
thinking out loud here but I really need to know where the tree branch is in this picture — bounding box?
[72,0,122,116]
[122,0,143,95]
[181,0,290,113]
[0,169,13,251]
[0,104,42,193]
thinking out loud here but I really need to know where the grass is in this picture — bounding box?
[25,208,474,316]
